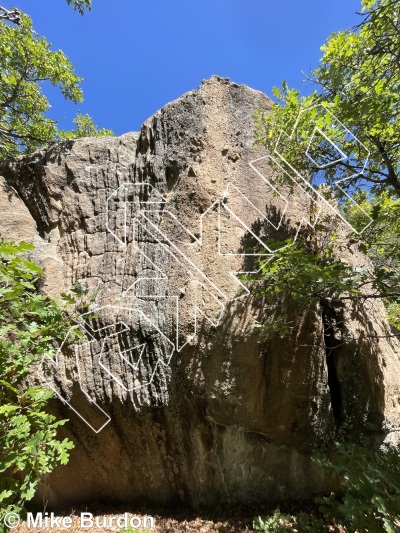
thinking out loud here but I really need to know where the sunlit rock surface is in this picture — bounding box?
[1,76,399,508]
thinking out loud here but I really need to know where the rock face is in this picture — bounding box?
[1,76,400,508]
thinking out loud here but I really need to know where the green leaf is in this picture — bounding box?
[60,292,76,304]
[0,235,83,513]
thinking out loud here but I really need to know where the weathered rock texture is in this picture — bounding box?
[1,76,400,508]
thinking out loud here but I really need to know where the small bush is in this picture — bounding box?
[0,238,82,530]
[254,443,400,532]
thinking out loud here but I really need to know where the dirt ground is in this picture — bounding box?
[13,501,318,533]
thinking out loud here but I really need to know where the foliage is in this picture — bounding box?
[254,509,325,532]
[0,1,91,24]
[0,238,83,529]
[0,0,112,160]
[246,220,400,338]
[253,0,400,335]
[344,191,400,329]
[66,0,92,15]
[0,1,106,528]
[255,0,400,196]
[59,110,114,140]
[251,239,365,307]
[254,443,400,532]
[252,1,400,527]
[0,14,83,158]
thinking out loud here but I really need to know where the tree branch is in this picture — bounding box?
[0,6,21,25]
[370,136,400,194]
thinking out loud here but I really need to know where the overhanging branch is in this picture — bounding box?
[0,6,21,25]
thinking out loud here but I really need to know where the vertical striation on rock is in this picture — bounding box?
[0,75,399,507]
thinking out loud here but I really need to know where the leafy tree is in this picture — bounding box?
[253,0,400,335]
[0,0,113,159]
[344,191,400,330]
[0,14,83,158]
[0,2,105,528]
[252,2,400,527]
[0,239,84,530]
[255,0,400,195]
[248,201,400,337]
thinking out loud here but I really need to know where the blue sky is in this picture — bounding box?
[17,0,362,136]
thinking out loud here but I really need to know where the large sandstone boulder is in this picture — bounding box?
[1,76,400,508]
